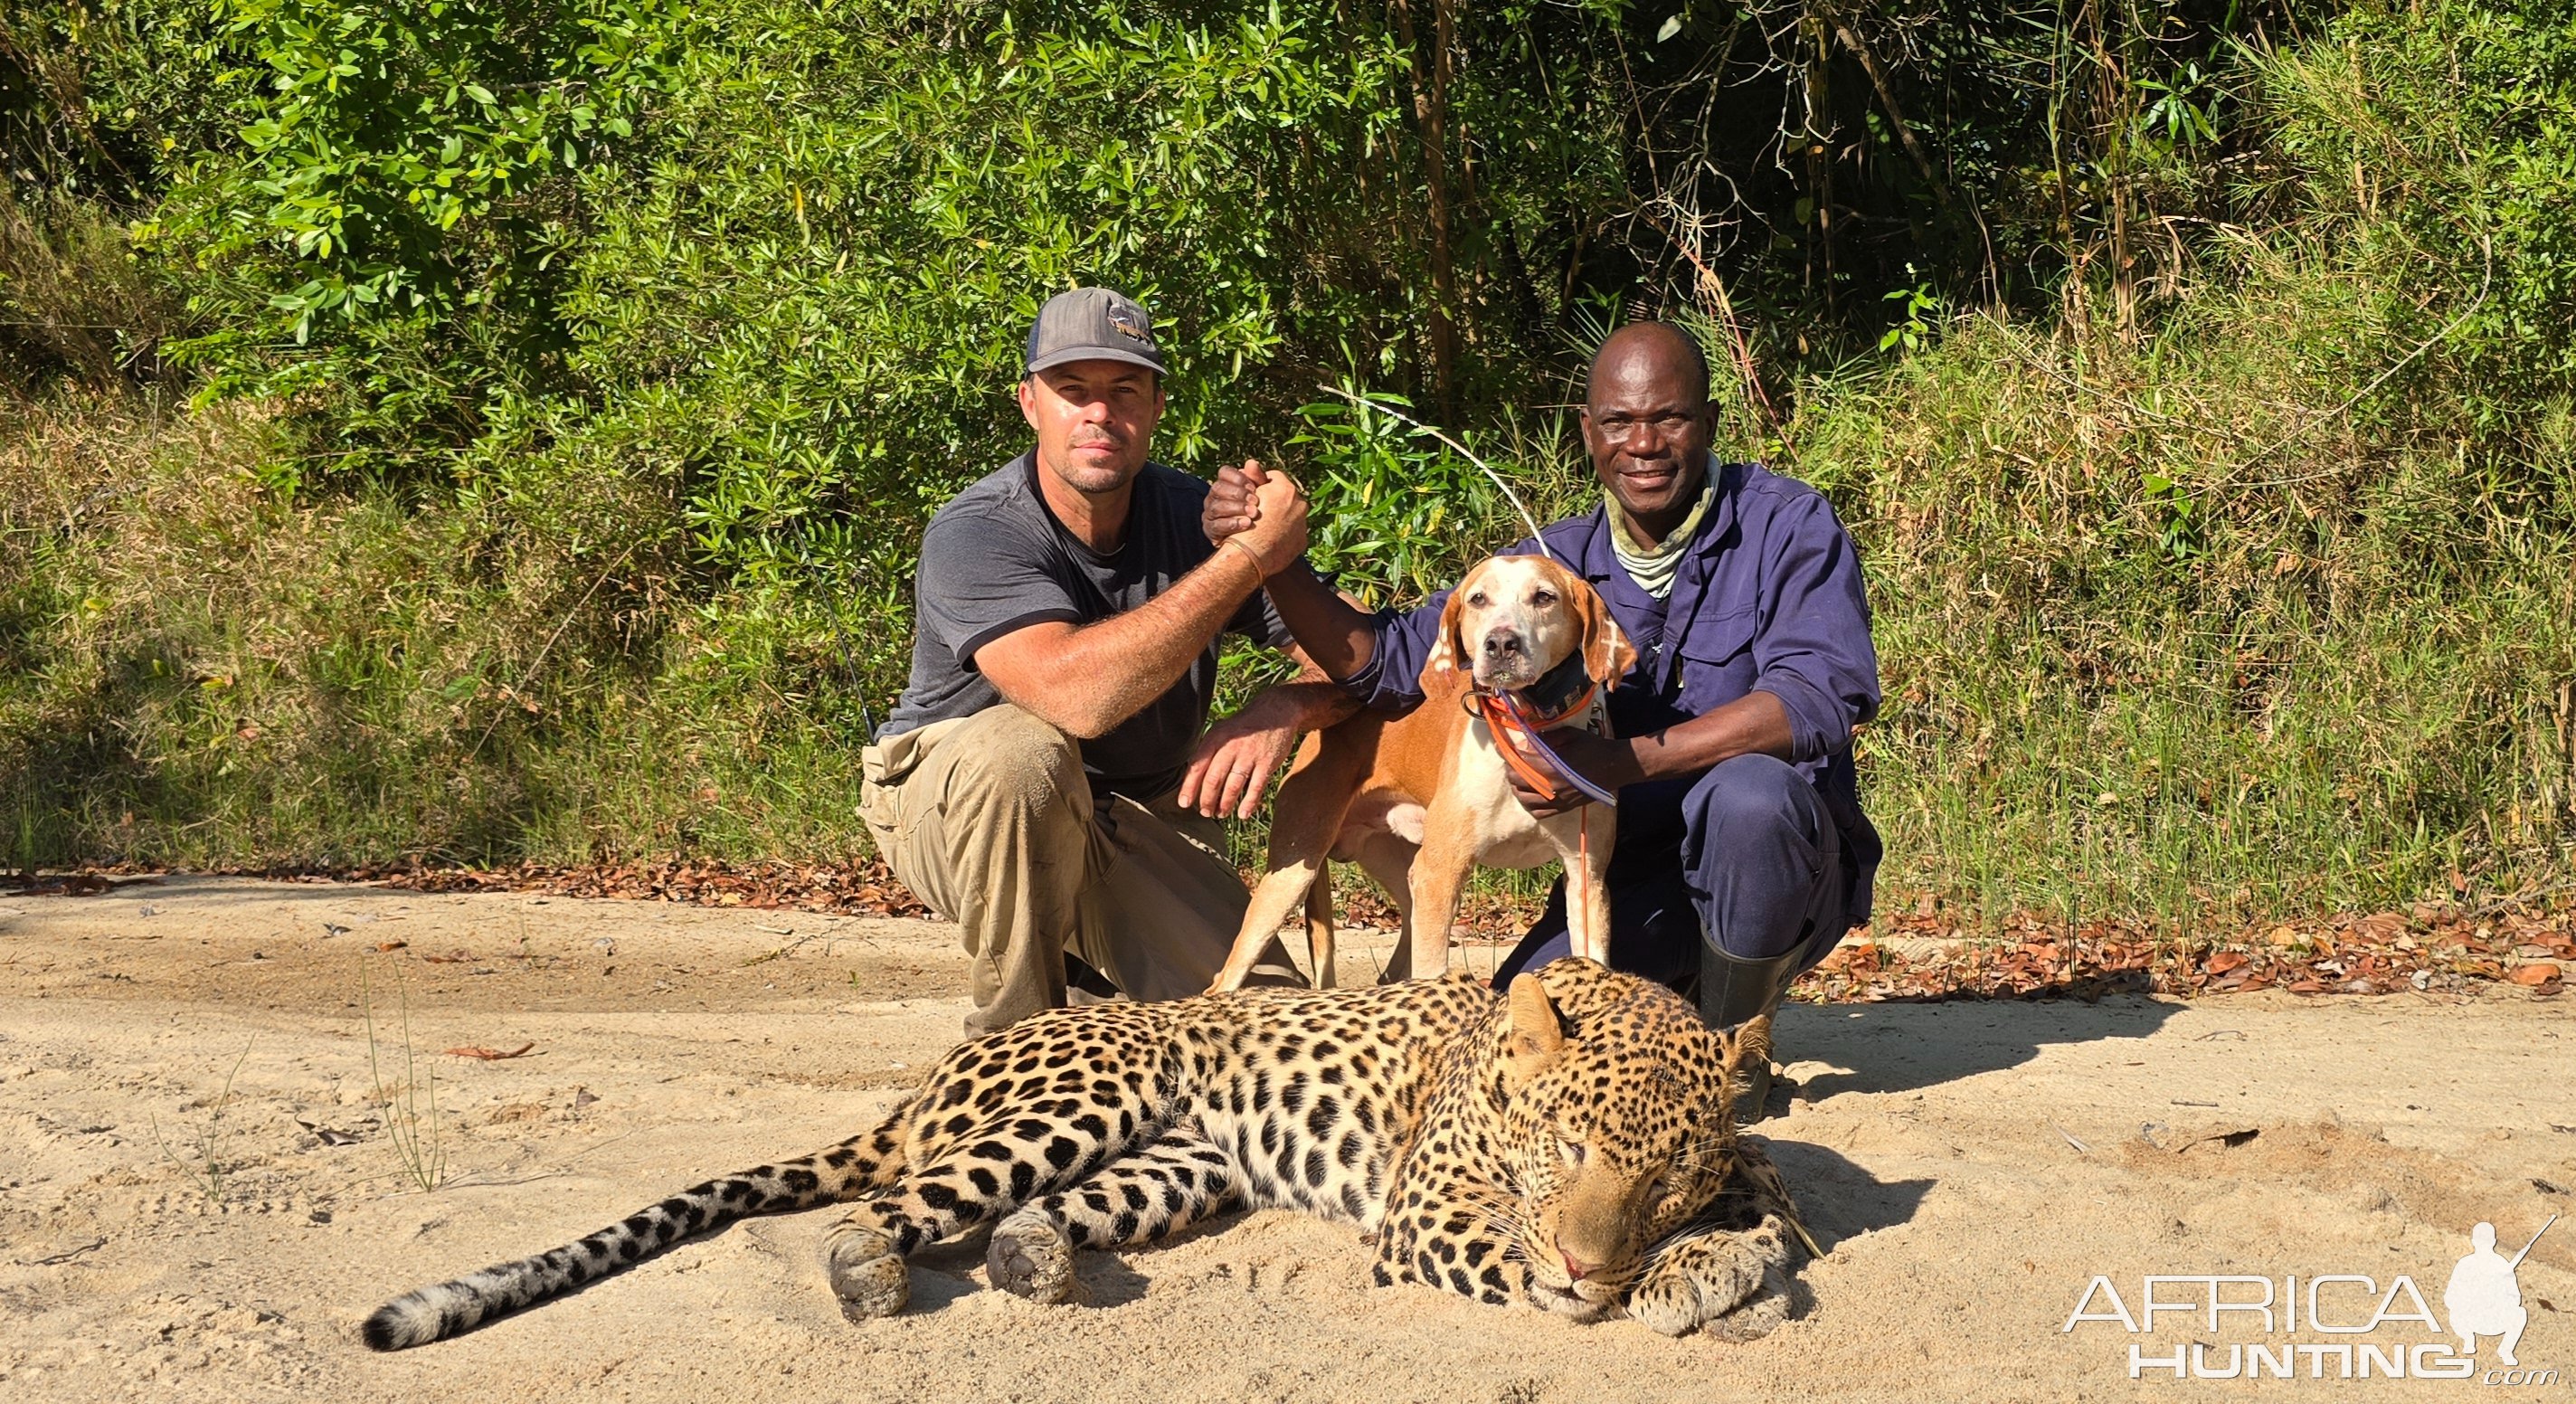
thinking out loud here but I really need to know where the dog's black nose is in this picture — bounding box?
[1482,631,1523,658]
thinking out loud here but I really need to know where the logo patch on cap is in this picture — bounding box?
[1107,306,1151,343]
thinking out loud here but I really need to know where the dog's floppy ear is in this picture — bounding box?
[1574,578,1637,689]
[1417,573,1475,688]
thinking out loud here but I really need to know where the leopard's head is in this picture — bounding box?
[1488,960,1769,1320]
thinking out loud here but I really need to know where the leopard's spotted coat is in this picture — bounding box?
[363,959,1800,1349]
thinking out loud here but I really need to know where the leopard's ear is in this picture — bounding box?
[1716,1012,1774,1122]
[1502,973,1567,1090]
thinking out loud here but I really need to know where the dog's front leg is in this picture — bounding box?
[1404,796,1480,981]
[1539,806,1617,966]
[1349,830,1420,981]
[1302,876,1336,991]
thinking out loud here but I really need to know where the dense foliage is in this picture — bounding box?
[2,0,2571,924]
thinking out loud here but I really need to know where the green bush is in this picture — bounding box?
[2257,0,2576,392]
[2,0,2571,933]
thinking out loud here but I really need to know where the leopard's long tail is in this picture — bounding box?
[361,1098,914,1351]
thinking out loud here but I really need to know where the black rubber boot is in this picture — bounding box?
[1698,944,1801,1125]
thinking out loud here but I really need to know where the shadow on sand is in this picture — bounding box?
[1744,992,2186,1254]
[1779,991,2183,1102]
[1756,1139,1937,1253]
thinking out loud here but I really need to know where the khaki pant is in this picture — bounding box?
[860,705,1298,1035]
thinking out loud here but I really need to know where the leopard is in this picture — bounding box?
[362,958,1805,1350]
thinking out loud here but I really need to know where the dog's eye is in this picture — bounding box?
[1467,591,1489,606]
[1532,590,1557,607]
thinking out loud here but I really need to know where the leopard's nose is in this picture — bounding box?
[1556,1239,1595,1281]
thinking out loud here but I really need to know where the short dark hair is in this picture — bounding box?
[1586,322,1712,403]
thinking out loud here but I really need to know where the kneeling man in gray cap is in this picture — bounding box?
[864,288,1342,1034]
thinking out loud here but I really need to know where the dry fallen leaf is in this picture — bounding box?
[2175,1126,2262,1153]
[357,860,2573,1003]
[2510,963,2562,987]
[374,940,406,952]
[293,1116,363,1145]
[444,1042,536,1060]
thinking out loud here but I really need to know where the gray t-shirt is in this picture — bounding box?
[880,452,1292,800]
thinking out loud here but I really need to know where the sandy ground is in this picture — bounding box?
[2,877,2571,1403]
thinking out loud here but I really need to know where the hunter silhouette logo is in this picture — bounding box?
[2062,1213,2560,1382]
[2447,1216,2551,1367]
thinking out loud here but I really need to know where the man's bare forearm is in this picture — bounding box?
[1256,676,1362,734]
[1261,563,1379,681]
[978,546,1268,738]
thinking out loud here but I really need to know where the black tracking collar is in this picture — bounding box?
[1517,650,1597,724]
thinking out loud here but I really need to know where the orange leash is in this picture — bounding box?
[1468,682,1615,807]
[1470,690,1579,801]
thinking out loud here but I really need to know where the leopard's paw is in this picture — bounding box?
[1624,1212,1797,1340]
[820,1221,909,1321]
[1701,1264,1796,1342]
[988,1206,1076,1304]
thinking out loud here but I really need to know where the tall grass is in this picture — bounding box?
[8,274,2563,925]
[1804,301,2574,925]
[1779,0,2576,926]
[5,253,2569,921]
[0,392,876,868]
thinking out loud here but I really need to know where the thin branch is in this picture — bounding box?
[1829,14,1944,195]
[1315,384,1556,558]
[464,541,640,765]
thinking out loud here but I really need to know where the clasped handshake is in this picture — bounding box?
[1202,460,1306,574]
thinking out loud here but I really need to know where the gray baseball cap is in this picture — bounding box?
[1025,286,1166,376]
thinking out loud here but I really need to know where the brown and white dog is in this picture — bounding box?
[1208,555,1636,992]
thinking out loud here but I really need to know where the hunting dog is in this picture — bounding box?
[1208,555,1635,991]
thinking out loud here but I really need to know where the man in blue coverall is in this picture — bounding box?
[1202,322,1881,1115]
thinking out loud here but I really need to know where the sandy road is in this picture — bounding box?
[1,877,2570,1402]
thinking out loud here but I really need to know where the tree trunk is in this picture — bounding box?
[1391,0,1459,418]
